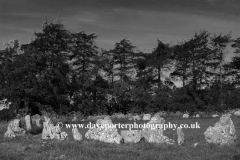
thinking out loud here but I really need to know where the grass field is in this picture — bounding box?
[0,116,240,160]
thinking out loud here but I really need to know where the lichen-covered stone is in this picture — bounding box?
[31,114,42,127]
[177,127,184,145]
[142,114,151,121]
[128,117,133,121]
[72,115,77,122]
[42,116,68,140]
[154,111,168,117]
[4,119,26,138]
[72,128,83,141]
[85,117,123,144]
[121,130,142,143]
[212,114,219,118]
[133,115,141,121]
[183,114,189,118]
[25,115,31,131]
[60,132,68,140]
[111,113,125,119]
[141,116,175,145]
[234,110,240,116]
[204,114,237,145]
[195,114,200,118]
[176,111,181,116]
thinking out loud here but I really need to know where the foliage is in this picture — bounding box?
[0,19,240,116]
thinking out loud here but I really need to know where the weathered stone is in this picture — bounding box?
[151,115,165,124]
[154,111,167,117]
[142,114,151,121]
[60,132,68,140]
[31,114,43,128]
[212,114,219,118]
[128,117,133,121]
[177,127,184,145]
[141,116,175,145]
[36,119,42,128]
[183,114,189,118]
[87,116,98,121]
[111,113,125,119]
[85,117,123,144]
[234,110,240,116]
[133,115,141,121]
[25,115,31,131]
[116,113,125,119]
[4,119,26,138]
[72,128,83,141]
[121,130,142,143]
[195,114,200,118]
[126,113,133,118]
[42,116,68,140]
[176,111,181,116]
[194,143,198,147]
[204,114,237,145]
[72,115,77,122]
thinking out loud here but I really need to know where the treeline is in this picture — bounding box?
[1,19,240,117]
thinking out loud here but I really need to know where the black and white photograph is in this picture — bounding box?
[0,0,239,159]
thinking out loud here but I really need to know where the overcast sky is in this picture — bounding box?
[0,0,240,61]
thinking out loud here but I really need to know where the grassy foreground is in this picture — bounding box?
[0,116,240,160]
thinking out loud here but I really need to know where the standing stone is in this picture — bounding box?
[4,119,26,138]
[195,114,200,118]
[141,115,175,145]
[31,114,42,128]
[176,111,182,116]
[85,117,123,144]
[126,113,133,119]
[72,128,83,141]
[183,113,189,118]
[204,114,237,145]
[194,143,199,147]
[121,130,142,143]
[133,115,141,121]
[177,127,184,145]
[35,119,42,128]
[116,113,125,119]
[42,116,68,140]
[128,117,133,121]
[60,132,68,140]
[72,114,77,122]
[154,111,167,117]
[234,110,240,116]
[25,115,32,131]
[142,114,151,121]
[212,114,219,118]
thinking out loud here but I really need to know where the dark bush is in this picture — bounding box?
[0,108,16,121]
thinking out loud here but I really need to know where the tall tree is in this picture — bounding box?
[28,19,72,113]
[99,49,115,88]
[134,52,154,90]
[69,31,98,84]
[209,33,232,107]
[67,31,100,114]
[210,33,232,85]
[112,39,135,83]
[229,37,240,86]
[150,40,173,88]
[171,42,192,87]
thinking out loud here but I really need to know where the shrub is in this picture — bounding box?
[0,108,16,121]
